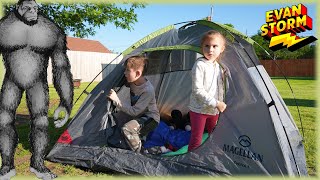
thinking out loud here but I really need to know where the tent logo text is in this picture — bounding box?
[260,4,317,52]
[223,135,263,163]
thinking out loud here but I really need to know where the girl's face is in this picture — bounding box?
[202,35,225,62]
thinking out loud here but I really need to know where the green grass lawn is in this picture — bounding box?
[9,77,317,177]
[271,77,316,176]
[13,82,103,177]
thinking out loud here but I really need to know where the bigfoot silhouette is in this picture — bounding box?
[0,0,73,179]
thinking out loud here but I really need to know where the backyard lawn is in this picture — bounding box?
[271,77,316,176]
[7,77,317,177]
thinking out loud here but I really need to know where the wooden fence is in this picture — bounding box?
[260,59,315,77]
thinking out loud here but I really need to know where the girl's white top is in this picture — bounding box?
[189,57,224,115]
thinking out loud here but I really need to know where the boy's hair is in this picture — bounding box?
[200,30,227,62]
[125,55,148,75]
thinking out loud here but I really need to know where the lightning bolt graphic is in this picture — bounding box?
[269,33,317,51]
[270,33,306,48]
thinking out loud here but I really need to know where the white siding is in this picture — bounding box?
[47,51,122,84]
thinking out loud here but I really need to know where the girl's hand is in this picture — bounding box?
[217,101,227,112]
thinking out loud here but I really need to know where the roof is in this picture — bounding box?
[66,37,111,53]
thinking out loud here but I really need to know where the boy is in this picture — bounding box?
[107,55,160,152]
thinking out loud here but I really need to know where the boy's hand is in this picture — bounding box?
[217,101,227,112]
[107,89,119,102]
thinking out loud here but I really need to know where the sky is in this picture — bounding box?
[87,3,317,53]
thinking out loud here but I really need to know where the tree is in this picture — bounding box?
[4,2,146,38]
[251,31,273,60]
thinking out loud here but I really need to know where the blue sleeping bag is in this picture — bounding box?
[143,121,191,150]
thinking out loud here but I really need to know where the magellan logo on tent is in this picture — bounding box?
[260,4,317,52]
[223,135,263,163]
[238,135,251,147]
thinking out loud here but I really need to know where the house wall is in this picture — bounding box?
[260,59,315,77]
[47,51,123,84]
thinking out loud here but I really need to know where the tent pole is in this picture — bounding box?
[254,42,305,140]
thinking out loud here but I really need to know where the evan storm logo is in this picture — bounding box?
[223,135,263,163]
[260,4,317,52]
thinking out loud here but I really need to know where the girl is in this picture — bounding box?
[188,30,227,151]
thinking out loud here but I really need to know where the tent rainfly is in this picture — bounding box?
[46,20,308,176]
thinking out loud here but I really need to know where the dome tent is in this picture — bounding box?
[46,20,307,176]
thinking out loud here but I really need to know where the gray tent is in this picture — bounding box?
[46,20,307,176]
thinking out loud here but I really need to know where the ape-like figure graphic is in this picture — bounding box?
[0,0,73,179]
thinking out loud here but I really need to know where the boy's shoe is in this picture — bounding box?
[122,120,142,152]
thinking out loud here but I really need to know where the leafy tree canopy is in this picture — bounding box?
[4,2,146,38]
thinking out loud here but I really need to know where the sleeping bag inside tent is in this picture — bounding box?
[46,20,307,176]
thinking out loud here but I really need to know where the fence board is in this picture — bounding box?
[260,59,314,77]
